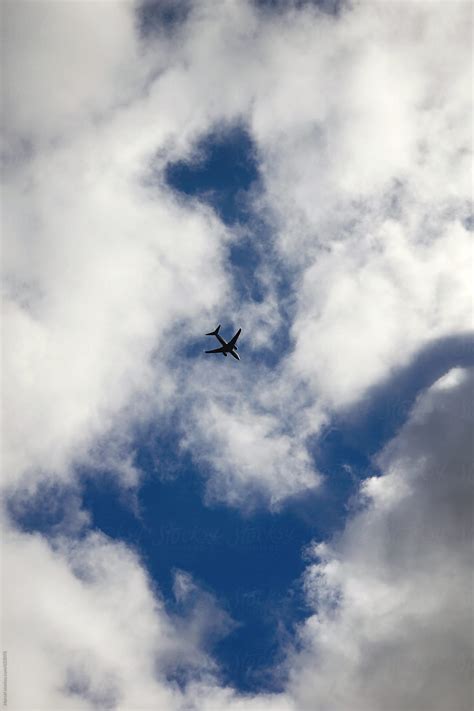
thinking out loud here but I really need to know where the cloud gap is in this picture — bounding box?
[334,332,474,456]
[164,124,259,227]
[136,0,192,38]
[75,449,314,693]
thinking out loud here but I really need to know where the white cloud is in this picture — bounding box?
[131,0,471,510]
[2,0,231,491]
[2,2,473,707]
[2,515,297,711]
[3,0,471,508]
[182,394,321,509]
[2,527,195,710]
[1,0,143,146]
[287,367,474,711]
[2,163,228,488]
[246,0,472,414]
[4,369,471,709]
[187,0,471,504]
[184,683,296,711]
[289,217,473,408]
[251,0,471,244]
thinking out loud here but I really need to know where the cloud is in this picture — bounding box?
[182,394,321,509]
[3,513,297,710]
[287,367,474,711]
[289,217,473,408]
[3,0,471,510]
[251,0,471,240]
[2,167,228,489]
[2,1,473,709]
[184,683,296,711]
[1,0,143,146]
[2,0,232,491]
[247,0,472,409]
[3,509,299,711]
[4,368,471,710]
[2,523,236,710]
[177,0,472,507]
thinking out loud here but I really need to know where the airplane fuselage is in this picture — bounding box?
[219,338,240,359]
[215,333,239,356]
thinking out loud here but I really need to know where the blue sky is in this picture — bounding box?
[2,2,473,710]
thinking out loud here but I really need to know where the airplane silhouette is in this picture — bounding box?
[205,325,241,360]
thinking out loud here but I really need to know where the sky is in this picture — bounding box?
[1,1,473,710]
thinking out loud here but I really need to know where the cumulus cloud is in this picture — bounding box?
[176,0,472,505]
[251,0,471,244]
[247,0,472,409]
[182,394,321,509]
[1,0,143,145]
[2,162,227,488]
[2,527,173,710]
[288,368,474,711]
[2,1,231,491]
[3,0,472,507]
[3,512,298,711]
[289,217,473,408]
[2,1,472,708]
[2,523,236,710]
[3,367,472,710]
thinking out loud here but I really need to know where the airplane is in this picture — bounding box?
[205,325,241,360]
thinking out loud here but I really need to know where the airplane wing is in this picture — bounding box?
[227,328,241,349]
[205,346,225,354]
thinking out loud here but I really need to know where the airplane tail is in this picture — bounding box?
[206,325,221,336]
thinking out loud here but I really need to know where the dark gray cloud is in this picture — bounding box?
[290,368,474,711]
